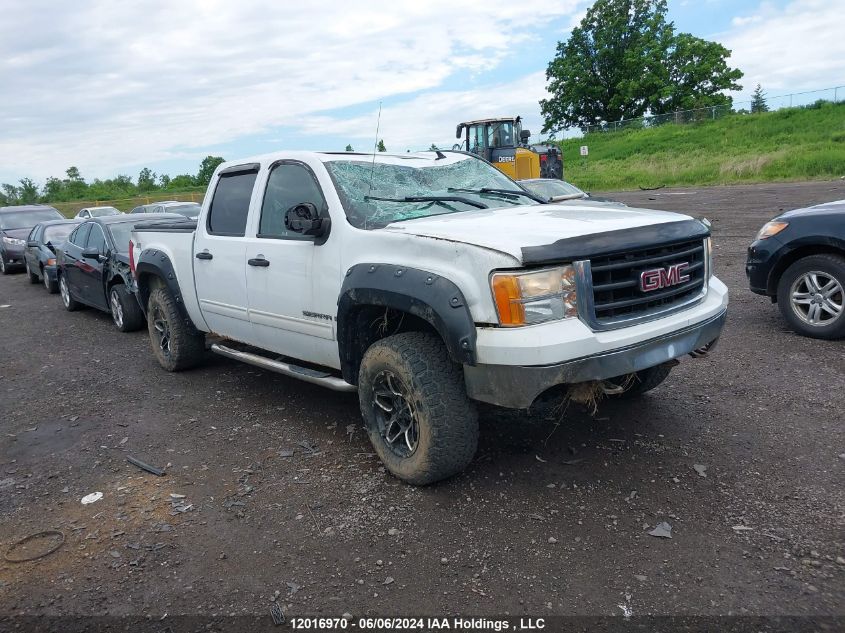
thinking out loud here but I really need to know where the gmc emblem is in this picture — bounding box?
[640,262,690,292]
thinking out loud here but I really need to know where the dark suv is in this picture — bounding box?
[746,199,845,339]
[0,205,64,274]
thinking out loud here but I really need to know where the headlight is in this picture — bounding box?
[46,258,56,266]
[2,236,25,246]
[491,266,578,326]
[755,221,788,241]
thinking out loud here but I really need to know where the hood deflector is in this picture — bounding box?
[521,219,710,265]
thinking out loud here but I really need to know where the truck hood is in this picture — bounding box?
[383,203,692,262]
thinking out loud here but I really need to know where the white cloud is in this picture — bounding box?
[298,71,552,152]
[723,0,845,99]
[0,0,580,181]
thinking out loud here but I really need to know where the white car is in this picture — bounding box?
[75,206,122,219]
[129,150,728,485]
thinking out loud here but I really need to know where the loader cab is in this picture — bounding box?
[456,116,539,180]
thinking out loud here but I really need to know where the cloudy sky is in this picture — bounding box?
[1,0,843,185]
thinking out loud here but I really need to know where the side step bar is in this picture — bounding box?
[211,344,357,392]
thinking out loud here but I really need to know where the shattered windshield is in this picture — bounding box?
[325,154,534,229]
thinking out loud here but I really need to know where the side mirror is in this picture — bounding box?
[284,203,330,241]
[520,129,531,143]
[27,240,38,248]
[81,247,102,260]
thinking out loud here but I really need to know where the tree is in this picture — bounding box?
[196,156,225,187]
[138,167,158,192]
[159,174,171,189]
[345,144,354,152]
[169,174,196,189]
[65,166,82,182]
[750,84,769,113]
[377,139,386,152]
[42,177,64,201]
[541,0,743,132]
[18,178,39,204]
[651,33,742,113]
[1,184,19,205]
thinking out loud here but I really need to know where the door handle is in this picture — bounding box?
[195,251,213,260]
[248,257,270,267]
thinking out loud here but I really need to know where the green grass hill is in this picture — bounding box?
[558,101,845,191]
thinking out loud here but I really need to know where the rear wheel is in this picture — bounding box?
[777,254,845,340]
[358,332,478,485]
[26,261,38,284]
[59,273,81,311]
[147,284,205,371]
[109,284,144,332]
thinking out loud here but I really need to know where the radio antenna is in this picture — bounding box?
[367,101,382,197]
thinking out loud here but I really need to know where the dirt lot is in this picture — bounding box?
[1,180,843,627]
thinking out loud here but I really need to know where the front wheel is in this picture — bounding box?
[26,261,38,284]
[44,270,58,293]
[146,284,205,371]
[109,284,145,332]
[777,254,845,340]
[358,332,478,486]
[0,254,9,275]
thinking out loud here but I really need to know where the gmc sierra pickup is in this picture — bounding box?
[130,150,728,485]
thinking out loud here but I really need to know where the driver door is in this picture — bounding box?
[244,161,339,367]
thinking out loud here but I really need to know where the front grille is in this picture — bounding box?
[588,238,706,324]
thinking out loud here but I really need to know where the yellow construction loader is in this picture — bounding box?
[454,116,563,180]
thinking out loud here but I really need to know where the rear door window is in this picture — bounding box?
[207,169,258,236]
[87,224,107,253]
[71,223,91,246]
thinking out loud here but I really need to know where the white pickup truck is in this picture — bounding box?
[129,150,728,485]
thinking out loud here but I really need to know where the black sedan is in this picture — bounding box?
[56,216,160,332]
[23,219,83,292]
[747,199,845,339]
[0,205,64,274]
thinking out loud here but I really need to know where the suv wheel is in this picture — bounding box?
[777,254,845,340]
[358,332,478,485]
[109,284,144,332]
[59,274,81,311]
[147,284,205,371]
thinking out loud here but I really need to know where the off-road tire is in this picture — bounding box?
[59,273,81,311]
[26,261,38,284]
[358,332,478,486]
[607,364,673,399]
[146,284,205,371]
[110,284,145,332]
[777,254,845,340]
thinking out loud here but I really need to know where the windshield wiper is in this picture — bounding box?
[447,187,548,204]
[364,195,488,209]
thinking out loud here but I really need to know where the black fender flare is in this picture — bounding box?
[134,249,192,326]
[337,264,477,384]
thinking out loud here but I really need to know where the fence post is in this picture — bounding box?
[836,87,839,103]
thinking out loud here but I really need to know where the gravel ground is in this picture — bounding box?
[0,180,843,625]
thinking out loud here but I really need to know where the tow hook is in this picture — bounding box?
[689,339,718,358]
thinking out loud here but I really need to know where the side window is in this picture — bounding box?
[28,227,38,242]
[71,223,91,246]
[130,206,142,214]
[258,163,326,240]
[207,170,257,236]
[87,224,107,253]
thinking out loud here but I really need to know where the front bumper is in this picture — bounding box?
[1,244,25,266]
[464,307,727,409]
[746,236,784,296]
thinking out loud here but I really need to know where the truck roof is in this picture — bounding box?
[215,150,469,172]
